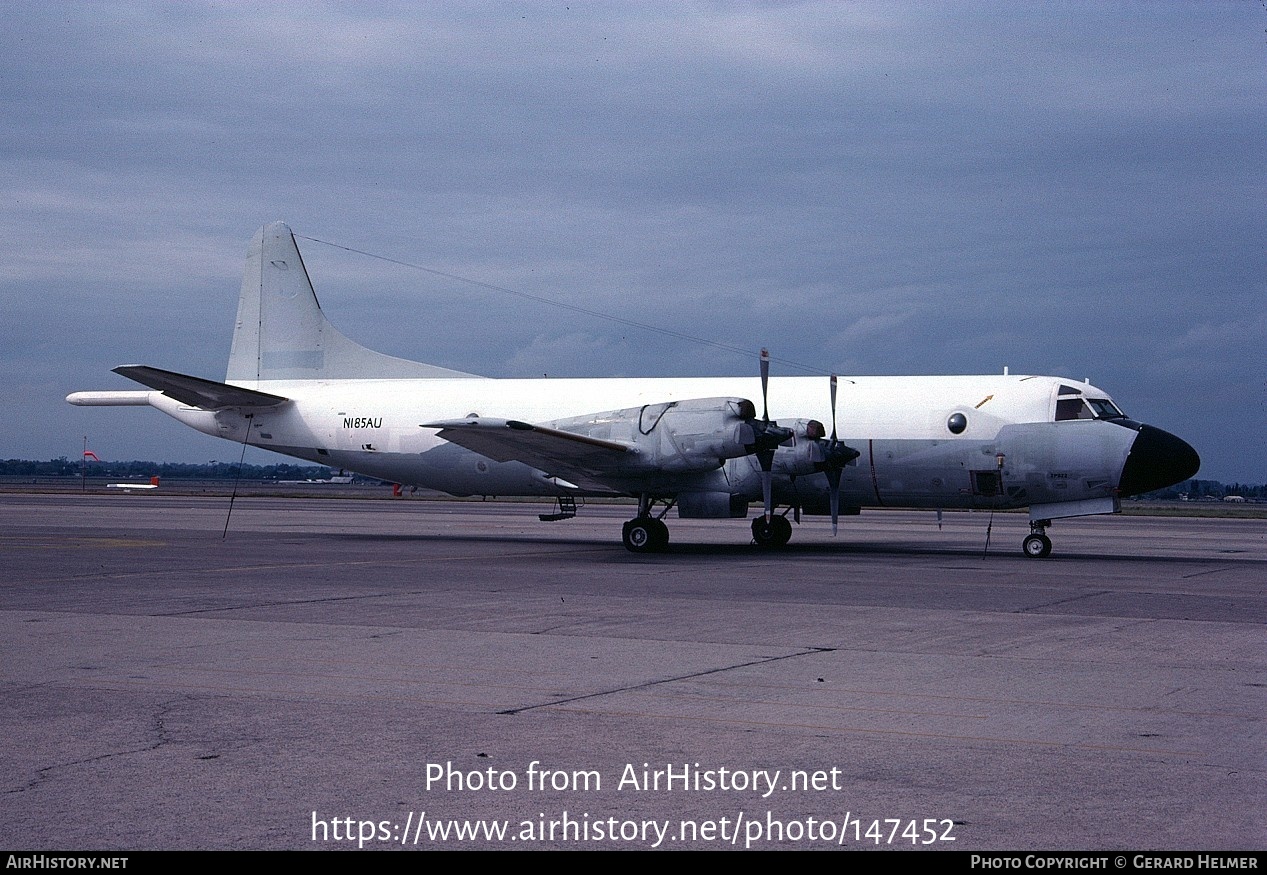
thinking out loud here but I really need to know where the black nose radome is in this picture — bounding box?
[1118,425,1200,497]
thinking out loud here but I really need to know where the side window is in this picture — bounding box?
[1055,398,1092,421]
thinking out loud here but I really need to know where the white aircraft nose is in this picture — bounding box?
[1118,425,1200,496]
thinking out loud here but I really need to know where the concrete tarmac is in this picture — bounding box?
[2,494,1263,850]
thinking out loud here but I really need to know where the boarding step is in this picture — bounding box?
[539,495,579,522]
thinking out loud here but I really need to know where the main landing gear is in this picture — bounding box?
[622,494,672,553]
[1022,519,1053,558]
[751,514,792,548]
[623,512,798,552]
[621,495,802,553]
[622,517,669,553]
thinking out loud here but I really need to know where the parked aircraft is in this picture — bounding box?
[106,476,160,491]
[68,223,1199,555]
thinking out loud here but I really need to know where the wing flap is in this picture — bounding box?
[113,365,288,409]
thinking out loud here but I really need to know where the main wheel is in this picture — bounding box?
[623,519,653,552]
[752,516,792,548]
[623,518,666,553]
[1022,533,1052,558]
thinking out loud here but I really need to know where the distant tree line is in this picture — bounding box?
[1,458,335,480]
[1143,479,1265,500]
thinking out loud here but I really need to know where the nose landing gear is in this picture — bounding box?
[1023,520,1053,558]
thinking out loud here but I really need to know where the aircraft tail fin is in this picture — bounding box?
[226,222,475,383]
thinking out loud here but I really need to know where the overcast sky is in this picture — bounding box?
[2,2,1263,482]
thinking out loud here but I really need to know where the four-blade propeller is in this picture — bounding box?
[817,373,862,535]
[744,349,794,525]
[744,350,860,536]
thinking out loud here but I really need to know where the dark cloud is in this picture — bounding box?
[1,2,1262,479]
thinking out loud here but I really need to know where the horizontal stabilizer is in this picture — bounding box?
[425,418,631,484]
[114,365,289,410]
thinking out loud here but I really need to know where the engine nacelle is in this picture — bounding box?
[545,397,762,473]
[771,419,827,476]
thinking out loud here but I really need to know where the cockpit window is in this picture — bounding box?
[1086,398,1124,419]
[1055,395,1126,421]
[1055,398,1093,421]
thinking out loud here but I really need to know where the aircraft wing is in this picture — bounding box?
[424,418,633,487]
[113,365,289,409]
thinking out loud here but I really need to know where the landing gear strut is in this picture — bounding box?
[1023,520,1052,558]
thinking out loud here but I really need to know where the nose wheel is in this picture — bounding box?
[1022,521,1052,558]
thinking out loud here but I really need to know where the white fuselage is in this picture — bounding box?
[137,372,1136,518]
